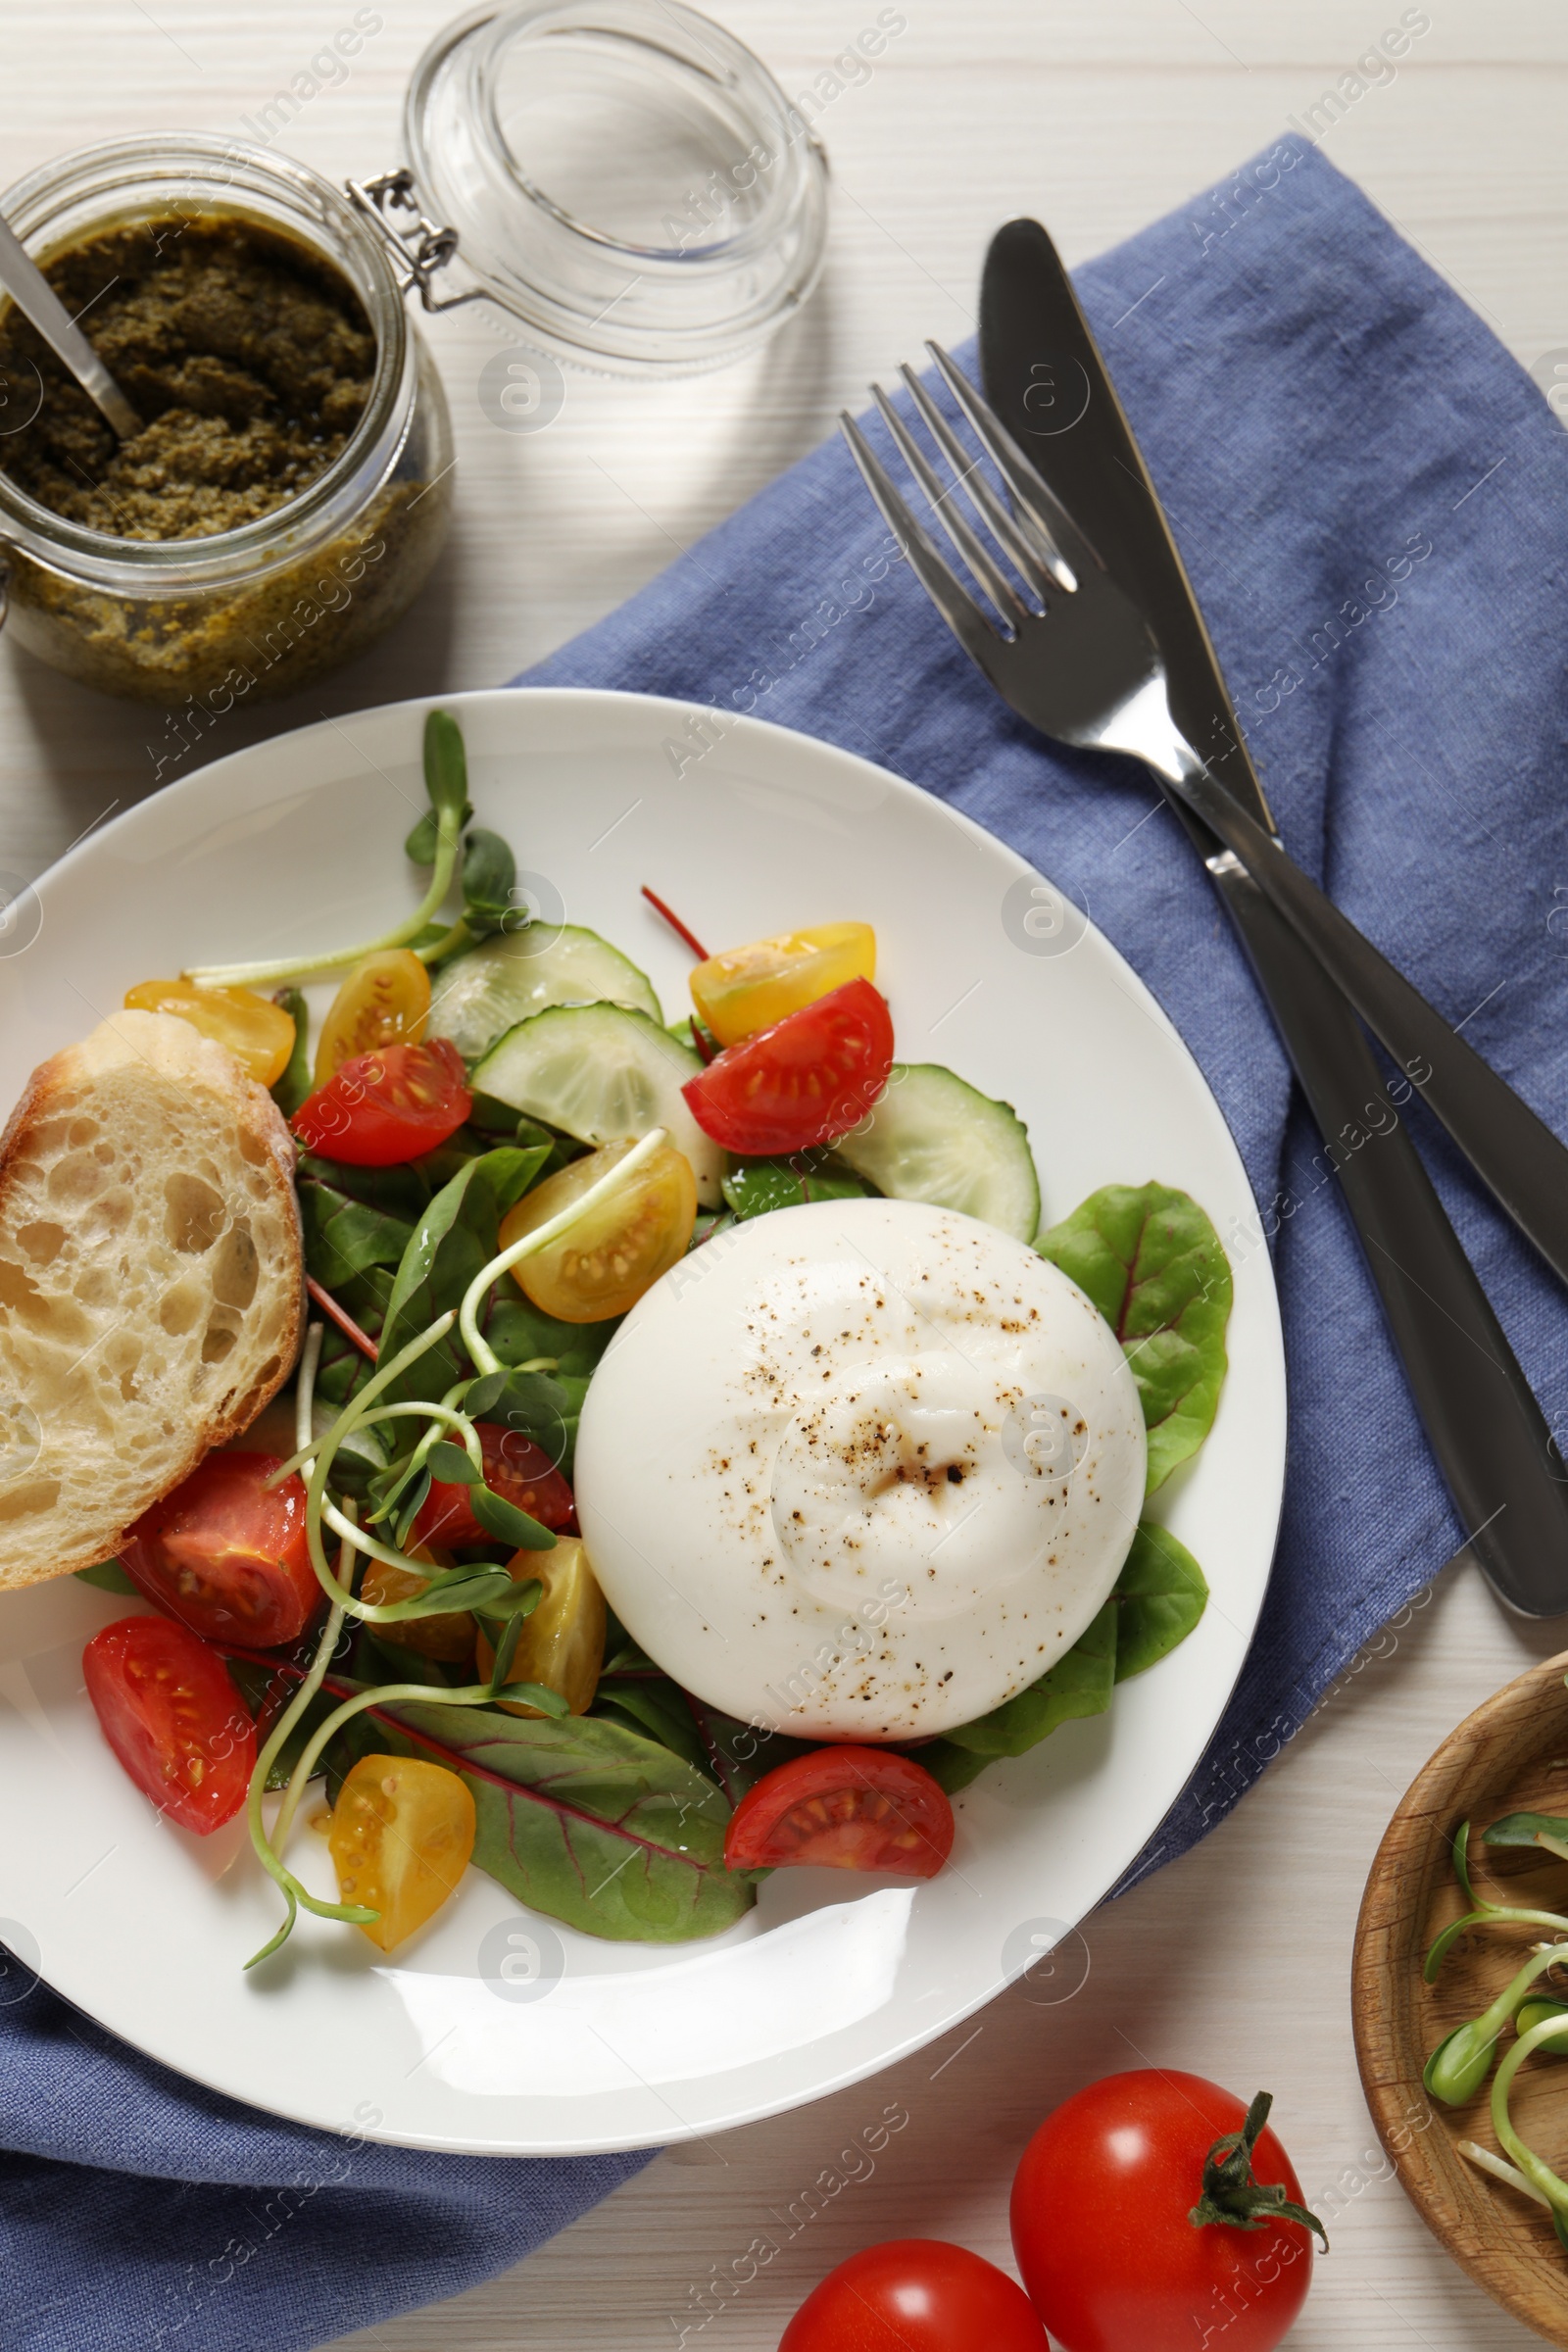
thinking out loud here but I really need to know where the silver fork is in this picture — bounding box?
[840,349,1568,1298]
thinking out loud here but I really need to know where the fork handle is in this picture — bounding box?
[1197,830,1568,1615]
[1168,760,1568,1296]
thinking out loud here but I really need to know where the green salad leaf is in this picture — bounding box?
[459,828,518,940]
[484,1293,620,1382]
[721,1153,871,1222]
[1037,1181,1232,1494]
[480,1294,620,1476]
[298,1175,416,1292]
[376,1144,550,1404]
[937,1599,1117,1764]
[914,1518,1210,1791]
[326,1695,753,1941]
[1111,1521,1208,1681]
[74,1559,138,1594]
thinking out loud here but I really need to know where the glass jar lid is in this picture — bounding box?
[403,0,830,375]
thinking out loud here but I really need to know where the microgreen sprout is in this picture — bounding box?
[239,1115,665,1965]
[185,710,472,990]
[1490,2010,1568,2230]
[1423,1822,1568,1982]
[243,1326,565,1967]
[458,1125,668,1375]
[1457,2139,1553,2209]
[1424,1944,1568,2105]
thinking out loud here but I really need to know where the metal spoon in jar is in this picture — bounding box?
[0,210,140,440]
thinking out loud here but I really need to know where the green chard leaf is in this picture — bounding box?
[375,1143,550,1404]
[270,988,313,1118]
[325,1696,753,1941]
[74,1559,138,1594]
[1036,1181,1232,1494]
[484,1293,620,1381]
[1111,1522,1208,1681]
[938,1599,1117,1761]
[722,1152,871,1221]
[298,1176,415,1291]
[480,1295,619,1477]
[908,1740,997,1796]
[592,1674,714,1781]
[920,1520,1210,1788]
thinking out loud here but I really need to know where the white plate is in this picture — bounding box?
[0,689,1285,2155]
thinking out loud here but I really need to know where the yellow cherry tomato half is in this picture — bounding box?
[499,1137,697,1323]
[123,979,296,1088]
[314,949,431,1084]
[328,1753,476,1952]
[690,921,876,1048]
[359,1545,474,1664]
[474,1537,607,1718]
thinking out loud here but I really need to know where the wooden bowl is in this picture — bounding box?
[1353,1645,1568,2344]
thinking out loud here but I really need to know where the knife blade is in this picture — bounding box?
[979,216,1568,1617]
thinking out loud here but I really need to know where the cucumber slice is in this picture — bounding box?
[428,925,662,1061]
[834,1063,1041,1242]
[472,1004,726,1206]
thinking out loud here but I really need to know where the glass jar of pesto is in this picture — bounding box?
[0,134,454,709]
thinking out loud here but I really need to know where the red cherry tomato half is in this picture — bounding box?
[83,1615,256,1835]
[119,1453,320,1649]
[292,1037,471,1166]
[1010,2071,1316,2352]
[411,1421,576,1548]
[781,2240,1049,2352]
[723,1745,954,1877]
[681,977,893,1155]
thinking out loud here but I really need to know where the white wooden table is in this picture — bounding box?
[3,4,1565,2342]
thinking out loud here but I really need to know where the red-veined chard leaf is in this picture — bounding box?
[1036,1181,1232,1493]
[326,1694,753,1941]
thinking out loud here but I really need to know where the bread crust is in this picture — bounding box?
[0,1010,303,1588]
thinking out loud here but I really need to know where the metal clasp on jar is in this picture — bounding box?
[346,169,486,314]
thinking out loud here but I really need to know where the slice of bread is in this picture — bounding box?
[0,1008,303,1589]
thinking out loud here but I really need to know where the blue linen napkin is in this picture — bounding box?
[6,133,1568,2352]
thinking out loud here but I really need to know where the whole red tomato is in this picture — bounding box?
[780,2239,1049,2350]
[1011,2072,1322,2352]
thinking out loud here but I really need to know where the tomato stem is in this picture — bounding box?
[1188,2093,1328,2250]
[642,885,710,962]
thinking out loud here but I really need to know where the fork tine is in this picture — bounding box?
[896,364,1069,593]
[926,343,1100,587]
[868,382,1030,625]
[838,412,1004,666]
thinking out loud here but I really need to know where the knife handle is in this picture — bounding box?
[1171,760,1568,1301]
[1201,847,1568,1616]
